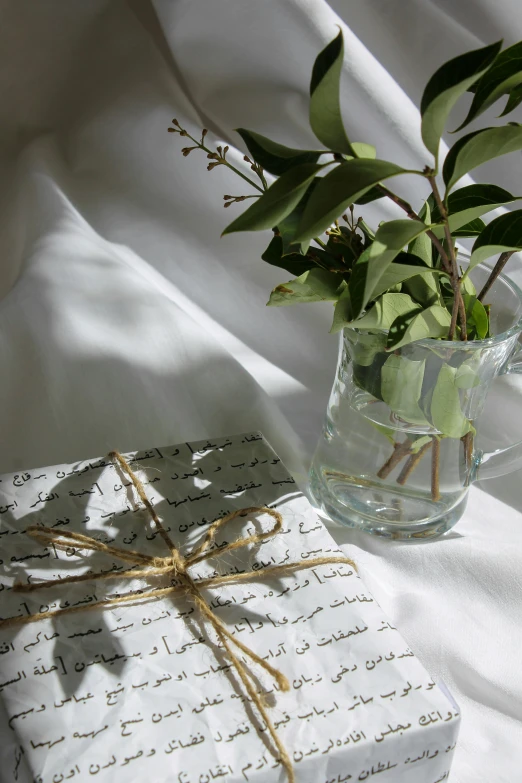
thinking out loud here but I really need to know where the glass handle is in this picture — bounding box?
[502,347,522,374]
[475,346,522,480]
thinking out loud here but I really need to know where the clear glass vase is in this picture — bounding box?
[309,265,522,540]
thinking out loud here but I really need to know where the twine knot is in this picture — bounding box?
[0,450,358,783]
[168,549,188,577]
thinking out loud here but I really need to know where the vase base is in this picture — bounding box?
[308,468,468,541]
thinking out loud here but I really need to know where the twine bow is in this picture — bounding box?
[0,451,358,783]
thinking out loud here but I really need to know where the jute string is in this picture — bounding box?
[0,450,358,783]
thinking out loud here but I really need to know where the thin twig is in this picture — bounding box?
[425,230,453,276]
[376,184,419,221]
[448,297,460,342]
[431,437,441,502]
[223,194,261,208]
[458,294,468,341]
[447,271,464,340]
[396,440,433,485]
[426,175,466,340]
[478,251,515,302]
[376,184,453,275]
[171,124,265,193]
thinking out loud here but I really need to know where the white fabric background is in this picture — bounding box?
[0,2,521,781]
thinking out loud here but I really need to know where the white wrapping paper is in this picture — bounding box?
[0,432,459,783]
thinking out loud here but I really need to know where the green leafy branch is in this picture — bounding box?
[168,36,522,348]
[168,32,522,490]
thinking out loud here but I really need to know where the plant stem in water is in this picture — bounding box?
[431,437,441,502]
[377,439,411,479]
[396,440,433,486]
[461,431,474,477]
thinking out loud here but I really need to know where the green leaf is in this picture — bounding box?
[469,208,522,269]
[443,277,476,322]
[455,42,522,130]
[455,365,480,389]
[368,221,430,260]
[483,303,492,336]
[354,186,385,205]
[461,292,476,316]
[386,304,452,350]
[455,355,482,389]
[402,273,442,307]
[451,217,486,237]
[443,124,522,192]
[325,227,360,269]
[467,298,489,339]
[430,183,521,237]
[431,364,472,438]
[261,235,317,277]
[348,221,431,318]
[404,200,442,305]
[368,420,397,445]
[410,435,433,454]
[408,201,432,265]
[267,268,346,306]
[235,129,322,176]
[309,31,351,153]
[330,288,352,333]
[276,179,321,254]
[500,83,522,116]
[355,292,421,331]
[309,245,352,271]
[420,41,501,158]
[349,331,388,367]
[222,163,325,235]
[353,360,386,400]
[372,254,446,301]
[350,142,376,159]
[381,355,430,425]
[419,351,445,418]
[357,219,376,245]
[295,159,412,242]
[334,292,420,333]
[461,274,476,297]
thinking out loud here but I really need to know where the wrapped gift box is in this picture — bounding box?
[0,432,459,783]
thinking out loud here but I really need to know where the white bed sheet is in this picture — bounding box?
[0,2,521,781]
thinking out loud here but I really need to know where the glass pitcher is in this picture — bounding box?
[309,265,522,540]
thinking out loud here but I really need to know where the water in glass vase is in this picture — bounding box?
[308,264,522,541]
[309,384,469,540]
